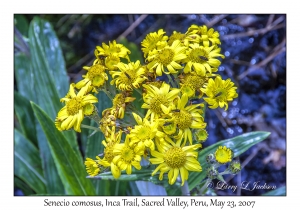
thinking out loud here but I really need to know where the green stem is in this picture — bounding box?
[167,74,177,88]
[199,178,211,195]
[135,88,143,96]
[81,124,101,132]
[181,181,190,196]
[102,89,113,101]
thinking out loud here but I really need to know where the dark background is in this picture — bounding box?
[15,14,286,196]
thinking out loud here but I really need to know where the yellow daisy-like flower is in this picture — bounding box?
[113,136,144,175]
[179,73,208,98]
[215,146,232,164]
[169,94,207,146]
[110,60,147,91]
[149,139,202,186]
[84,157,101,177]
[186,24,221,47]
[98,129,122,178]
[147,40,187,76]
[104,54,120,71]
[75,64,108,93]
[128,112,165,151]
[142,83,180,122]
[56,83,98,132]
[201,76,238,110]
[141,29,169,58]
[95,40,131,61]
[184,43,224,76]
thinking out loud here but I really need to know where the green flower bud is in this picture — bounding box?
[207,166,218,179]
[195,129,208,143]
[229,160,241,174]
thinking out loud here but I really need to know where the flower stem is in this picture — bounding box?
[81,124,101,132]
[199,178,211,195]
[181,181,190,196]
[102,89,113,100]
[167,74,177,88]
[134,88,143,96]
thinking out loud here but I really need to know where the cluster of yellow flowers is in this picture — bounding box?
[55,24,238,186]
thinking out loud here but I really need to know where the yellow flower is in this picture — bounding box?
[127,112,165,151]
[215,146,232,164]
[75,64,108,93]
[147,40,187,76]
[111,92,135,119]
[201,76,238,110]
[169,94,206,146]
[194,129,208,143]
[184,43,224,76]
[85,157,101,177]
[186,24,221,47]
[149,139,202,186]
[110,60,147,91]
[98,129,122,179]
[95,40,131,61]
[104,54,120,71]
[113,136,144,175]
[141,29,168,58]
[179,73,208,98]
[55,83,98,132]
[99,108,117,137]
[168,31,200,46]
[142,83,180,122]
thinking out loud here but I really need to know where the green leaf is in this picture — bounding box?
[14,52,36,101]
[14,129,46,194]
[187,131,271,191]
[31,102,96,195]
[14,176,35,196]
[14,91,37,146]
[35,122,65,194]
[14,14,29,36]
[28,16,78,152]
[262,186,286,196]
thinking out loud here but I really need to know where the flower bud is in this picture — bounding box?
[206,166,218,179]
[229,160,241,174]
[206,153,216,164]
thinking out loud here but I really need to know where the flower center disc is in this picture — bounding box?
[174,110,193,129]
[104,143,115,163]
[137,126,151,140]
[164,147,186,168]
[122,146,134,163]
[158,49,174,65]
[120,70,136,86]
[149,95,169,114]
[67,97,82,115]
[88,64,105,80]
[190,48,209,63]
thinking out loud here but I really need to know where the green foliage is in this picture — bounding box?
[31,102,96,195]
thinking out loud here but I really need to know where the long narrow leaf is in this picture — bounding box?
[14,129,46,194]
[14,91,37,146]
[28,17,78,153]
[31,102,95,195]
